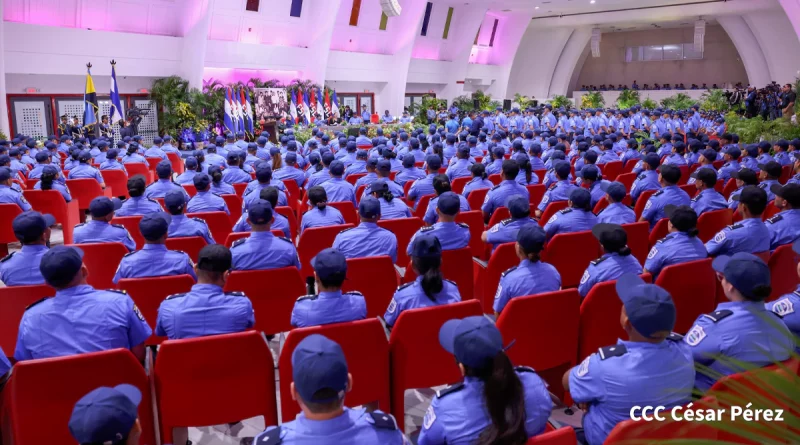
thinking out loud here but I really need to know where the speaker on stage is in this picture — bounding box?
[473,99,480,110]
[503,99,512,110]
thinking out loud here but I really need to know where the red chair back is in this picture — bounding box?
[655,258,716,333]
[488,173,502,185]
[405,247,475,300]
[100,169,130,198]
[543,231,602,288]
[224,267,305,335]
[186,211,233,244]
[762,201,780,221]
[275,206,298,240]
[22,190,80,244]
[497,290,580,399]
[0,284,55,353]
[526,427,578,445]
[413,194,436,220]
[768,244,799,301]
[621,222,650,265]
[341,256,399,318]
[282,179,300,204]
[117,274,195,344]
[154,331,277,445]
[297,224,354,279]
[451,176,471,194]
[722,179,737,199]
[403,179,414,197]
[467,187,489,211]
[0,203,23,245]
[389,301,483,431]
[355,184,366,203]
[526,184,547,209]
[697,208,733,243]
[166,152,184,175]
[455,210,485,258]
[538,201,569,227]
[164,236,207,262]
[145,157,161,171]
[24,178,38,190]
[220,194,242,225]
[110,215,145,249]
[474,242,519,313]
[345,173,366,185]
[622,159,638,174]
[232,182,247,197]
[279,319,389,421]
[123,163,152,184]
[67,242,128,290]
[182,184,197,197]
[648,218,670,249]
[488,206,511,228]
[602,161,623,181]
[327,201,358,226]
[677,165,689,185]
[779,165,792,184]
[754,251,770,263]
[377,217,423,266]
[679,183,697,197]
[633,189,658,220]
[616,172,637,191]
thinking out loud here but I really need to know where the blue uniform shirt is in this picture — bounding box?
[375,197,412,220]
[115,196,162,217]
[168,214,215,245]
[67,164,104,183]
[33,180,72,202]
[424,195,470,225]
[766,209,800,250]
[156,284,254,340]
[99,160,125,171]
[333,223,397,263]
[144,146,167,160]
[0,184,32,211]
[74,220,136,251]
[244,183,288,210]
[395,167,426,187]
[222,166,252,184]
[231,231,299,271]
[187,191,230,214]
[384,277,461,327]
[144,179,190,201]
[122,153,147,165]
[0,245,48,286]
[482,180,530,216]
[543,208,598,240]
[408,174,437,204]
[407,222,470,255]
[641,186,692,228]
[210,181,235,195]
[320,178,357,206]
[685,301,792,392]
[274,166,306,188]
[766,287,800,351]
[717,160,740,183]
[461,178,493,198]
[569,338,695,445]
[291,290,367,328]
[705,218,771,256]
[596,203,635,225]
[14,285,152,361]
[687,164,714,185]
[233,211,291,239]
[446,159,473,182]
[758,179,780,202]
[485,217,539,251]
[113,244,196,283]
[644,231,707,278]
[578,253,643,297]
[630,171,661,201]
[300,206,345,234]
[690,189,727,216]
[538,180,578,212]
[255,407,407,445]
[493,259,561,313]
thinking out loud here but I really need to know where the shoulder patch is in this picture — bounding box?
[367,412,398,431]
[166,292,187,300]
[598,344,628,360]
[771,298,794,317]
[702,309,733,323]
[728,223,744,231]
[397,282,414,291]
[767,214,783,224]
[548,183,558,190]
[457,222,469,229]
[111,223,127,230]
[652,190,664,197]
[420,225,436,232]
[122,250,137,258]
[685,325,707,346]
[758,182,768,189]
[559,208,573,215]
[501,265,518,278]
[435,382,464,399]
[25,297,50,310]
[515,365,537,374]
[231,238,247,248]
[255,427,282,445]
[501,218,513,226]
[1,252,15,262]
[590,255,609,266]
[225,291,247,297]
[297,294,318,302]
[491,184,501,191]
[345,290,364,296]
[278,236,293,244]
[666,332,684,342]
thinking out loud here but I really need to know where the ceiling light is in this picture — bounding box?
[590,0,596,3]
[535,6,540,9]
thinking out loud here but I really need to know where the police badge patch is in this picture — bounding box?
[771,298,795,317]
[580,270,590,285]
[423,405,437,429]
[577,356,590,377]
[713,231,726,243]
[386,299,397,314]
[685,325,706,346]
[133,304,146,322]
[647,247,658,260]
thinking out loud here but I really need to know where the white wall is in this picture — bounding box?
[6,74,157,94]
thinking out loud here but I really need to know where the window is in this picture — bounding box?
[289,0,302,17]
[245,0,259,12]
[420,2,433,36]
[625,43,703,62]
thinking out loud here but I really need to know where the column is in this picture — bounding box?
[438,6,489,105]
[180,0,213,90]
[0,0,9,136]
[484,13,533,101]
[382,0,429,115]
[304,0,343,85]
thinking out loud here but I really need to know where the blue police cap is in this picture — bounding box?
[89,197,122,218]
[13,211,55,242]
[616,273,676,338]
[106,149,118,159]
[256,163,273,182]
[426,155,442,170]
[193,173,211,189]
[643,153,661,169]
[553,161,571,178]
[42,165,59,176]
[46,142,57,150]
[68,384,141,445]
[215,136,226,145]
[292,334,349,403]
[248,200,274,225]
[321,152,335,165]
[256,137,268,146]
[311,248,347,281]
[569,188,591,208]
[283,152,297,164]
[156,160,172,178]
[358,196,381,219]
[163,135,172,142]
[437,192,460,216]
[457,145,470,156]
[329,160,345,176]
[601,181,627,202]
[184,156,198,169]
[700,149,718,162]
[577,164,600,181]
[377,159,391,173]
[164,190,186,212]
[40,245,84,287]
[712,252,771,300]
[550,151,566,161]
[139,212,171,241]
[439,316,504,369]
[78,150,92,162]
[529,143,542,154]
[227,152,240,163]
[507,195,530,219]
[368,179,389,195]
[516,224,546,253]
[366,157,378,168]
[723,146,740,158]
[34,151,49,163]
[60,135,71,142]
[152,137,163,145]
[410,233,442,259]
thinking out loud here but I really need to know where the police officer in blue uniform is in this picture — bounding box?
[706,185,771,256]
[164,190,215,244]
[482,160,530,222]
[252,334,408,445]
[144,161,189,201]
[596,181,635,224]
[383,235,461,328]
[639,164,691,228]
[424,175,471,225]
[291,248,367,328]
[113,212,196,284]
[0,211,54,286]
[74,197,136,251]
[493,225,561,314]
[68,384,144,445]
[231,200,299,271]
[766,183,800,250]
[536,161,576,218]
[727,168,758,209]
[765,240,800,348]
[446,145,473,181]
[685,252,792,391]
[757,160,782,202]
[221,153,252,185]
[115,176,163,217]
[579,223,643,297]
[332,197,398,262]
[99,149,125,171]
[244,163,288,210]
[233,187,292,238]
[644,205,707,278]
[68,151,106,188]
[0,167,31,211]
[156,244,254,340]
[543,188,598,241]
[577,165,607,208]
[187,173,230,214]
[717,146,741,183]
[418,316,552,445]
[630,153,662,202]
[408,193,471,255]
[689,168,727,216]
[144,138,167,160]
[408,155,442,208]
[367,180,412,220]
[565,273,694,445]
[15,245,152,361]
[482,196,538,253]
[301,186,346,234]
[320,160,357,206]
[275,152,306,188]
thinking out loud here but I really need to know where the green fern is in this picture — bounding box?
[616,89,641,109]
[580,91,605,109]
[641,98,658,110]
[550,95,572,109]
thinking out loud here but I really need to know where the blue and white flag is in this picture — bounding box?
[109,61,124,124]
[224,87,236,134]
[244,88,255,136]
[290,90,298,123]
[315,88,325,120]
[331,90,340,117]
[302,91,312,125]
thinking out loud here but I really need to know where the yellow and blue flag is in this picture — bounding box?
[83,65,99,131]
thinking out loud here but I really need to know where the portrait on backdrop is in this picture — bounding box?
[254,88,289,120]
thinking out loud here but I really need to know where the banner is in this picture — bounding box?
[254,88,290,122]
[82,64,99,132]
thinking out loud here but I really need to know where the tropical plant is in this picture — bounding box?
[641,98,658,110]
[472,90,495,111]
[616,89,641,109]
[0,130,7,141]
[550,95,572,110]
[660,93,694,110]
[416,95,447,125]
[513,93,533,110]
[700,89,731,113]
[451,94,476,113]
[580,91,605,109]
[725,111,800,143]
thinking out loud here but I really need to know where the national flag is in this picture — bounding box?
[331,90,340,117]
[290,90,298,123]
[302,91,312,125]
[296,88,305,124]
[324,89,332,119]
[309,89,317,122]
[239,87,250,136]
[109,61,124,124]
[233,87,245,133]
[244,88,255,136]
[224,88,235,133]
[316,88,325,120]
[82,65,99,132]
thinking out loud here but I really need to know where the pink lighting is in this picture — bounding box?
[203,67,301,85]
[469,45,492,65]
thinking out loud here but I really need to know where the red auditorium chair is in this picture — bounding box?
[604,397,719,444]
[754,251,771,263]
[488,174,502,185]
[602,161,623,181]
[679,183,697,197]
[697,209,733,243]
[768,244,799,301]
[543,231,602,289]
[622,159,638,174]
[533,170,547,184]
[154,331,277,445]
[621,222,650,265]
[615,172,637,191]
[283,179,301,205]
[527,184,547,209]
[342,256,399,318]
[355,184,366,204]
[403,180,414,197]
[762,201,780,221]
[279,319,389,421]
[223,267,305,335]
[388,301,483,432]
[377,217,423,266]
[1,349,156,445]
[224,230,284,247]
[22,190,80,244]
[328,201,358,226]
[0,203,23,256]
[455,210,485,258]
[233,182,247,197]
[100,170,130,198]
[677,165,689,185]
[593,194,632,214]
[655,258,716,334]
[0,284,55,353]
[526,427,578,445]
[123,163,153,184]
[538,201,569,227]
[24,178,38,190]
[779,165,792,184]
[117,274,195,344]
[182,184,198,197]
[633,189,658,220]
[297,224,353,280]
[413,194,436,220]
[186,211,233,244]
[164,236,207,262]
[466,188,489,211]
[68,242,129,290]
[145,158,161,173]
[110,215,145,249]
[721,179,737,199]
[487,206,511,228]
[167,152,184,175]
[404,247,474,300]
[221,194,242,225]
[273,205,297,240]
[648,218,670,249]
[451,176,471,194]
[473,242,519,313]
[345,173,366,186]
[496,290,580,400]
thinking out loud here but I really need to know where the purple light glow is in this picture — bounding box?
[203,67,301,85]
[469,45,492,64]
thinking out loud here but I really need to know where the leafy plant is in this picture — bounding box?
[725,111,800,143]
[416,95,447,125]
[641,98,658,110]
[580,91,605,109]
[700,89,730,113]
[0,130,7,141]
[549,95,572,110]
[451,95,476,113]
[149,76,191,134]
[616,89,641,109]
[660,93,694,110]
[513,93,533,110]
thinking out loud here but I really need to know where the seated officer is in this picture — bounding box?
[244,163,288,211]
[164,190,215,245]
[407,192,471,255]
[543,188,598,241]
[113,212,196,284]
[640,164,691,228]
[482,160,530,223]
[384,234,461,328]
[144,138,167,160]
[99,149,125,171]
[231,200,299,271]
[686,253,792,392]
[221,152,251,184]
[417,316,552,445]
[766,183,800,249]
[301,186,346,234]
[536,161,576,218]
[766,240,800,349]
[187,173,230,214]
[685,164,722,211]
[144,161,189,201]
[29,151,64,181]
[68,151,106,188]
[408,155,442,207]
[644,205,707,278]
[252,334,408,444]
[74,197,136,252]
[717,146,741,183]
[115,175,162,217]
[424,174,471,225]
[706,185,770,256]
[630,153,662,202]
[156,244,254,340]
[367,180,412,220]
[578,165,607,208]
[687,149,718,185]
[69,384,144,445]
[565,274,694,445]
[482,196,538,252]
[0,166,31,211]
[757,161,782,202]
[579,223,643,298]
[726,168,757,210]
[291,248,366,328]
[445,145,474,181]
[0,211,53,286]
[493,225,561,315]
[233,186,292,238]
[332,196,398,263]
[15,245,152,361]
[320,160,357,207]
[596,181,635,224]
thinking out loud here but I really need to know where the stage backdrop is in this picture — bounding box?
[254,88,289,121]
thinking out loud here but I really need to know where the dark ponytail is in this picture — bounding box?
[126,146,137,156]
[40,171,56,191]
[471,163,487,180]
[686,227,700,238]
[412,256,443,302]
[520,158,532,184]
[466,352,528,445]
[382,190,394,203]
[211,169,223,184]
[617,245,633,256]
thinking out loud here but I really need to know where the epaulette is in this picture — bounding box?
[767,214,783,224]
[515,365,537,374]
[191,217,209,225]
[297,294,318,302]
[231,238,247,249]
[339,226,355,234]
[457,222,469,229]
[254,426,282,445]
[165,293,187,300]
[122,250,137,258]
[758,182,768,189]
[397,282,414,291]
[548,183,558,190]
[443,278,457,286]
[147,197,159,204]
[111,223,126,230]
[637,173,646,180]
[666,332,684,342]
[501,218,513,226]
[345,290,364,296]
[598,344,627,360]
[225,291,247,297]
[420,225,436,232]
[691,195,699,203]
[652,190,664,197]
[211,192,224,198]
[591,255,609,266]
[367,412,398,431]
[75,223,86,228]
[491,184,501,191]
[727,223,743,231]
[25,297,50,310]
[1,252,15,262]
[559,208,572,214]
[702,309,733,323]
[435,382,464,399]
[105,289,127,294]
[501,265,518,277]
[656,233,675,244]
[244,188,254,196]
[278,236,293,244]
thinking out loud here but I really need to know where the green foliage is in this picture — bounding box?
[641,98,658,110]
[472,90,494,111]
[0,130,7,141]
[513,93,534,110]
[293,122,415,145]
[616,89,640,109]
[660,93,694,110]
[415,95,447,125]
[149,76,191,134]
[580,91,605,109]
[451,95,476,113]
[700,89,731,113]
[724,112,800,143]
[549,95,572,109]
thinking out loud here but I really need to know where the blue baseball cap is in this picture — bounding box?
[152,137,163,145]
[507,195,530,219]
[569,188,591,208]
[439,316,504,369]
[184,156,198,169]
[437,192,460,216]
[601,181,627,202]
[292,334,349,403]
[577,164,600,180]
[139,212,171,241]
[426,155,442,170]
[68,384,142,445]
[248,199,274,225]
[368,179,389,195]
[193,173,211,189]
[616,273,676,338]
[311,248,347,281]
[712,252,770,300]
[89,197,122,218]
[40,245,84,287]
[553,161,571,178]
[256,163,273,182]
[13,211,56,242]
[358,196,381,219]
[516,224,546,252]
[164,190,186,212]
[34,151,49,163]
[329,160,345,176]
[644,152,661,169]
[156,160,172,178]
[410,233,442,259]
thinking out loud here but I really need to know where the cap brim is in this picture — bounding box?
[711,255,731,274]
[113,384,142,407]
[438,319,462,356]
[771,184,784,197]
[111,198,123,211]
[615,273,646,303]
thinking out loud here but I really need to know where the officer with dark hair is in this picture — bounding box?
[164,190,215,245]
[69,384,144,445]
[639,164,691,228]
[187,173,230,214]
[115,175,162,217]
[536,161,577,218]
[74,197,135,251]
[707,185,771,256]
[596,182,635,224]
[231,200,299,271]
[689,169,727,216]
[0,212,54,286]
[766,183,800,249]
[579,224,643,298]
[644,205,707,278]
[482,160,530,222]
[543,188,598,241]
